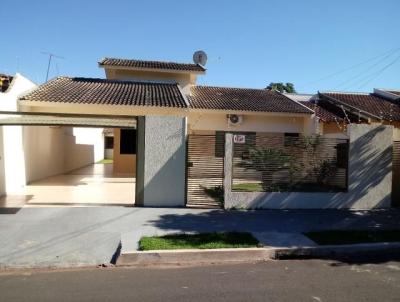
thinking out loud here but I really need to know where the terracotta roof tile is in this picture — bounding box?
[189,86,312,114]
[19,77,188,108]
[300,101,344,122]
[99,58,205,72]
[320,92,400,121]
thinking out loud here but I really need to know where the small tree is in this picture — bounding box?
[266,82,296,93]
[248,147,294,191]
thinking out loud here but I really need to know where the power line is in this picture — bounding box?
[335,49,399,90]
[355,53,400,89]
[299,47,400,89]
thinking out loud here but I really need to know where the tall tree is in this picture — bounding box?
[266,82,296,93]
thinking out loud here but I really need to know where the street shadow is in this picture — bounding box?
[147,208,400,234]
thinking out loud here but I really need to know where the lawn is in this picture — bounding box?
[139,232,261,250]
[305,230,400,245]
[97,159,113,164]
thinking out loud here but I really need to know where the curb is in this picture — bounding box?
[117,248,276,266]
[117,242,400,266]
[274,242,400,259]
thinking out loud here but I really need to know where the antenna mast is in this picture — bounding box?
[41,51,64,82]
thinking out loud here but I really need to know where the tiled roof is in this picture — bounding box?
[300,101,344,122]
[99,58,205,72]
[189,86,312,114]
[320,92,400,121]
[19,77,188,108]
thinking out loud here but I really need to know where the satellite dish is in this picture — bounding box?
[193,50,207,66]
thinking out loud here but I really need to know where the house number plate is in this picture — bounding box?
[233,134,246,144]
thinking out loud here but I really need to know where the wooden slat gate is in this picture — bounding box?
[392,141,400,207]
[186,134,224,208]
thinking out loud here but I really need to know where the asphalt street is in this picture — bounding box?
[1,258,400,302]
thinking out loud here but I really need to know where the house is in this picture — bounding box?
[0,55,395,209]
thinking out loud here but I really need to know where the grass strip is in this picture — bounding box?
[139,232,261,250]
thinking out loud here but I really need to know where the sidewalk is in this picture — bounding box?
[1,207,400,268]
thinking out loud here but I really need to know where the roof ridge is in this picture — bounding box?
[100,57,200,66]
[193,84,272,92]
[320,91,370,95]
[49,76,178,86]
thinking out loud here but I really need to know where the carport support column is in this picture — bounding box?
[136,115,186,207]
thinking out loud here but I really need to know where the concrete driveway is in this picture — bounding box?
[0,163,135,207]
[0,207,399,268]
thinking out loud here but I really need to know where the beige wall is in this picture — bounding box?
[23,126,103,183]
[188,112,305,134]
[106,69,195,95]
[113,129,136,176]
[23,126,66,183]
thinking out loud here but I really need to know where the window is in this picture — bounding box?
[120,129,136,154]
[104,137,114,149]
[336,143,348,169]
[284,133,300,147]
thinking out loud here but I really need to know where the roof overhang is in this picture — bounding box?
[99,64,206,75]
[0,111,136,128]
[318,92,379,121]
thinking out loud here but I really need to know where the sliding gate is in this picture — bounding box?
[392,141,400,207]
[186,134,224,208]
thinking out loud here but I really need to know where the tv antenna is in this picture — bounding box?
[41,51,64,82]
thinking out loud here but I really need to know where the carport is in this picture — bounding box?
[0,111,138,207]
[0,77,188,208]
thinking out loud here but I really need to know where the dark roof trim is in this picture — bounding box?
[318,92,381,120]
[98,57,206,73]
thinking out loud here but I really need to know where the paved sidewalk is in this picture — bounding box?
[0,207,399,268]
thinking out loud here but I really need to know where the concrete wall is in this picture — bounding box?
[113,128,136,176]
[24,126,103,183]
[224,124,393,209]
[136,115,186,207]
[188,112,305,134]
[23,126,66,183]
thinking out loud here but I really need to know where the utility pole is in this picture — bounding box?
[41,52,64,82]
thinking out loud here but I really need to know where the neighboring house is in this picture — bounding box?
[0,56,396,209]
[0,73,105,196]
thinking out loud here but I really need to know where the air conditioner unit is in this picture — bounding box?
[227,114,243,126]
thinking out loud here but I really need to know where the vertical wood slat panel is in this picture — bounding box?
[392,141,400,207]
[186,134,224,208]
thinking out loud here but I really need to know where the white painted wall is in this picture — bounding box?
[23,126,66,183]
[0,74,36,193]
[72,128,104,163]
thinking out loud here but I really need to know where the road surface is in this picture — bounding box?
[1,258,400,301]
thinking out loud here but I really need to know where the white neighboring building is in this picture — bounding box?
[0,74,104,196]
[0,73,36,194]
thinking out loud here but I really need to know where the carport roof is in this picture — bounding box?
[0,111,137,128]
[19,77,188,108]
